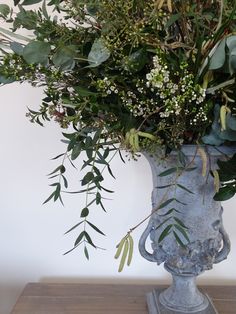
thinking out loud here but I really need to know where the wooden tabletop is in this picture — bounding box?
[11,283,236,314]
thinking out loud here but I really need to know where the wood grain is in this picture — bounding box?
[11,283,236,314]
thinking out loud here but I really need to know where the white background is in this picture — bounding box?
[0,3,236,313]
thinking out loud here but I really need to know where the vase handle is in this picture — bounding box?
[138,221,158,262]
[214,225,231,263]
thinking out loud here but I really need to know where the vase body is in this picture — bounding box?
[139,145,233,314]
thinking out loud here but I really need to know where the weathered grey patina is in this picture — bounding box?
[139,146,233,314]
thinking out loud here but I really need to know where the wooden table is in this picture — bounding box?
[11,283,236,314]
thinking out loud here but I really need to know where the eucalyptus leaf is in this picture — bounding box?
[10,42,24,55]
[0,4,10,17]
[226,113,236,131]
[22,41,51,65]
[209,38,226,70]
[202,130,225,146]
[87,38,110,67]
[122,49,147,73]
[0,75,15,84]
[52,45,77,71]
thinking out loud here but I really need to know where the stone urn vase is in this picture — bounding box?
[139,146,233,314]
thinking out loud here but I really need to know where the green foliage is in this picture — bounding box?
[22,41,51,65]
[87,39,110,68]
[214,154,236,201]
[0,4,11,19]
[202,104,236,145]
[1,0,236,263]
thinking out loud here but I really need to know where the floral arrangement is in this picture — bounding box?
[1,0,236,270]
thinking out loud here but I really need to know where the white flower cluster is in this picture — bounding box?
[189,106,208,126]
[96,77,119,95]
[146,54,207,121]
[122,90,159,117]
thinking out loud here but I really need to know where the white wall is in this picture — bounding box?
[0,82,236,313]
[0,1,236,312]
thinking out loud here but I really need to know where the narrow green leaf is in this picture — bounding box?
[158,198,175,209]
[22,0,43,5]
[86,198,96,207]
[118,150,126,163]
[43,191,55,204]
[173,231,186,247]
[177,184,194,194]
[159,167,177,177]
[103,147,110,159]
[156,184,173,189]
[84,246,89,260]
[51,153,65,160]
[155,217,171,230]
[87,221,106,235]
[84,231,97,248]
[63,244,81,255]
[100,186,114,193]
[185,167,197,172]
[174,224,190,242]
[48,165,65,176]
[159,208,175,216]
[58,194,64,206]
[107,165,116,179]
[178,150,187,167]
[64,221,84,235]
[64,186,97,194]
[42,0,49,19]
[173,217,188,229]
[54,183,61,201]
[61,175,68,188]
[175,198,187,205]
[74,231,85,246]
[99,200,107,212]
[158,224,172,243]
[96,192,101,204]
[71,143,81,160]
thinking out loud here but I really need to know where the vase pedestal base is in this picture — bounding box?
[146,289,218,314]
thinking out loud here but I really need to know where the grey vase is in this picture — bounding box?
[139,145,233,314]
